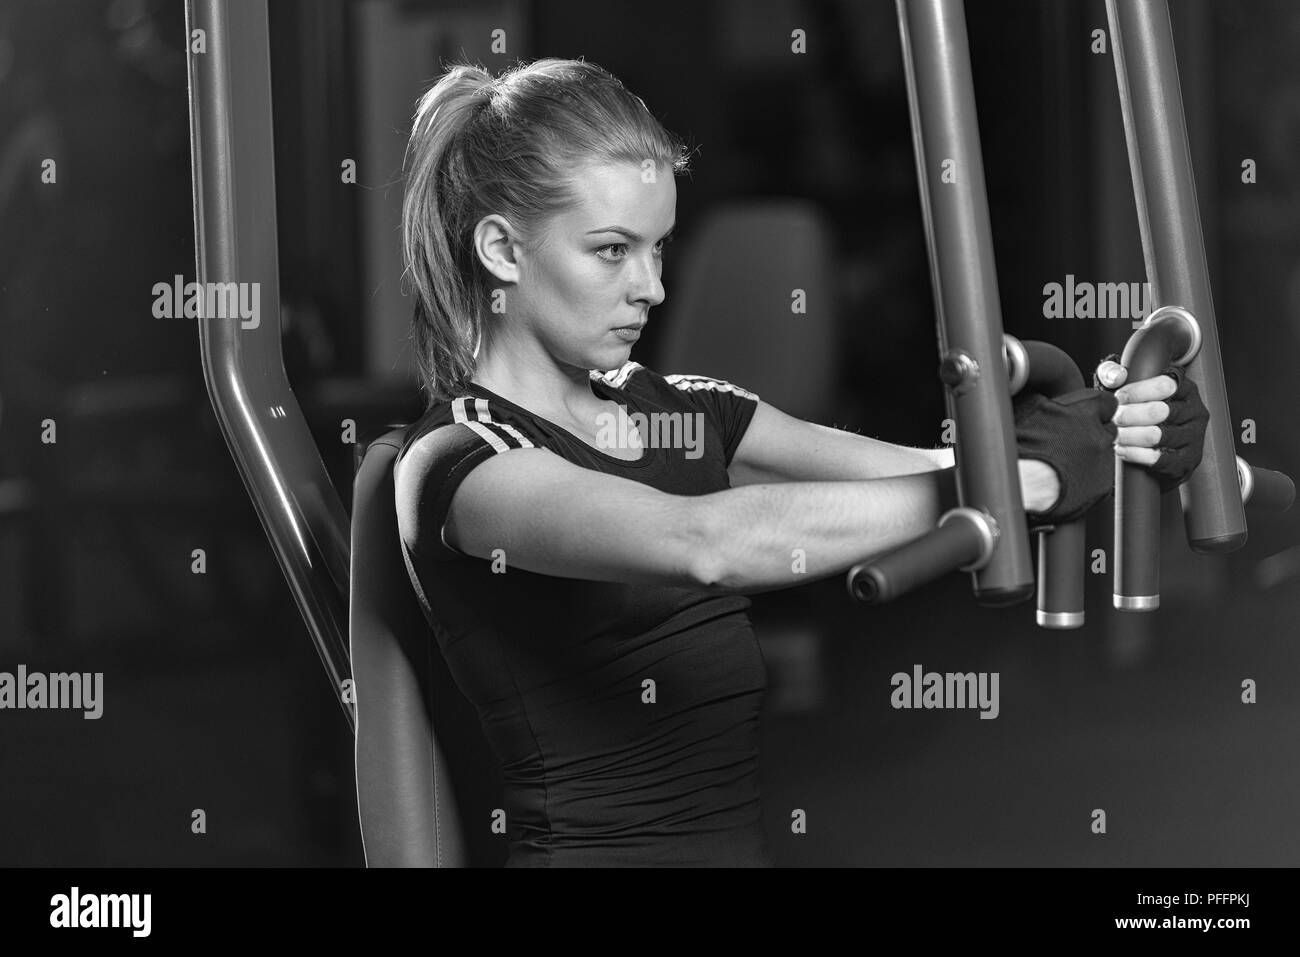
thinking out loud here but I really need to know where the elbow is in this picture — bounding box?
[683,496,736,595]
[692,557,733,596]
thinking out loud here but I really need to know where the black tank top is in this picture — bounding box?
[393,361,773,866]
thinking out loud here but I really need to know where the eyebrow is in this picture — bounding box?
[585,222,676,242]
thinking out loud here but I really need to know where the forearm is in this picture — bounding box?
[794,425,953,478]
[698,455,1054,596]
[730,424,954,485]
[696,467,961,595]
[926,445,956,471]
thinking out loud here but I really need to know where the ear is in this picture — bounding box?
[473,213,522,285]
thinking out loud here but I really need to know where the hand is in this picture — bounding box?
[1012,387,1120,525]
[1094,356,1211,491]
[1018,458,1061,516]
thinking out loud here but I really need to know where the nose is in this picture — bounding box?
[631,252,666,308]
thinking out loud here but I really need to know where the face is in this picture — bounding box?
[475,160,676,374]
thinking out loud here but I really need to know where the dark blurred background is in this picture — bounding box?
[2,0,1299,865]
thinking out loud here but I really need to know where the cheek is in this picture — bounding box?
[549,255,622,315]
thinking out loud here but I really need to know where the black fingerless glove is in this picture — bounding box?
[1144,364,1211,493]
[1092,354,1211,493]
[1014,388,1120,525]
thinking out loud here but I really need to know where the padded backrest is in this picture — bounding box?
[349,426,504,867]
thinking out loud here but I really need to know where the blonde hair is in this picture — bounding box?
[401,57,693,408]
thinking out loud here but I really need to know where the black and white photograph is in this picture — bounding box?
[0,0,1293,926]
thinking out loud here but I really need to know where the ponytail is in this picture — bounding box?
[400,57,692,408]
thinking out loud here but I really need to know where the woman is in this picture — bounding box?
[392,57,1208,867]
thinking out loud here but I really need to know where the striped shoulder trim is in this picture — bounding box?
[662,373,760,401]
[449,395,536,453]
[589,361,644,390]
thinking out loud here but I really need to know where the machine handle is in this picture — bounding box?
[1114,306,1201,611]
[847,507,997,604]
[1007,336,1089,629]
[1238,457,1296,512]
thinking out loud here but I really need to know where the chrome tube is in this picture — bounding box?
[185,0,354,727]
[1106,0,1246,610]
[853,0,1034,606]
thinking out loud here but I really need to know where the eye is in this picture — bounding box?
[595,233,675,264]
[596,243,628,263]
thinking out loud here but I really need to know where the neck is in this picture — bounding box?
[471,349,604,422]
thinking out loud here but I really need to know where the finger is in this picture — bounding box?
[1114,444,1160,467]
[1114,374,1177,405]
[1096,361,1127,389]
[1112,399,1171,427]
[1116,424,1163,448]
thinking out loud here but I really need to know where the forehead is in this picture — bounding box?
[562,160,676,226]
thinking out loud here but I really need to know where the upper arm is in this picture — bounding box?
[660,372,761,467]
[728,400,849,482]
[394,425,710,589]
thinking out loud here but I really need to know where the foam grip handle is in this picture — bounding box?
[1116,455,1163,609]
[1037,519,1086,628]
[847,518,988,604]
[1114,308,1199,611]
[1021,339,1085,396]
[1245,466,1295,512]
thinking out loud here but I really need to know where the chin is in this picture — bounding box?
[595,355,629,372]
